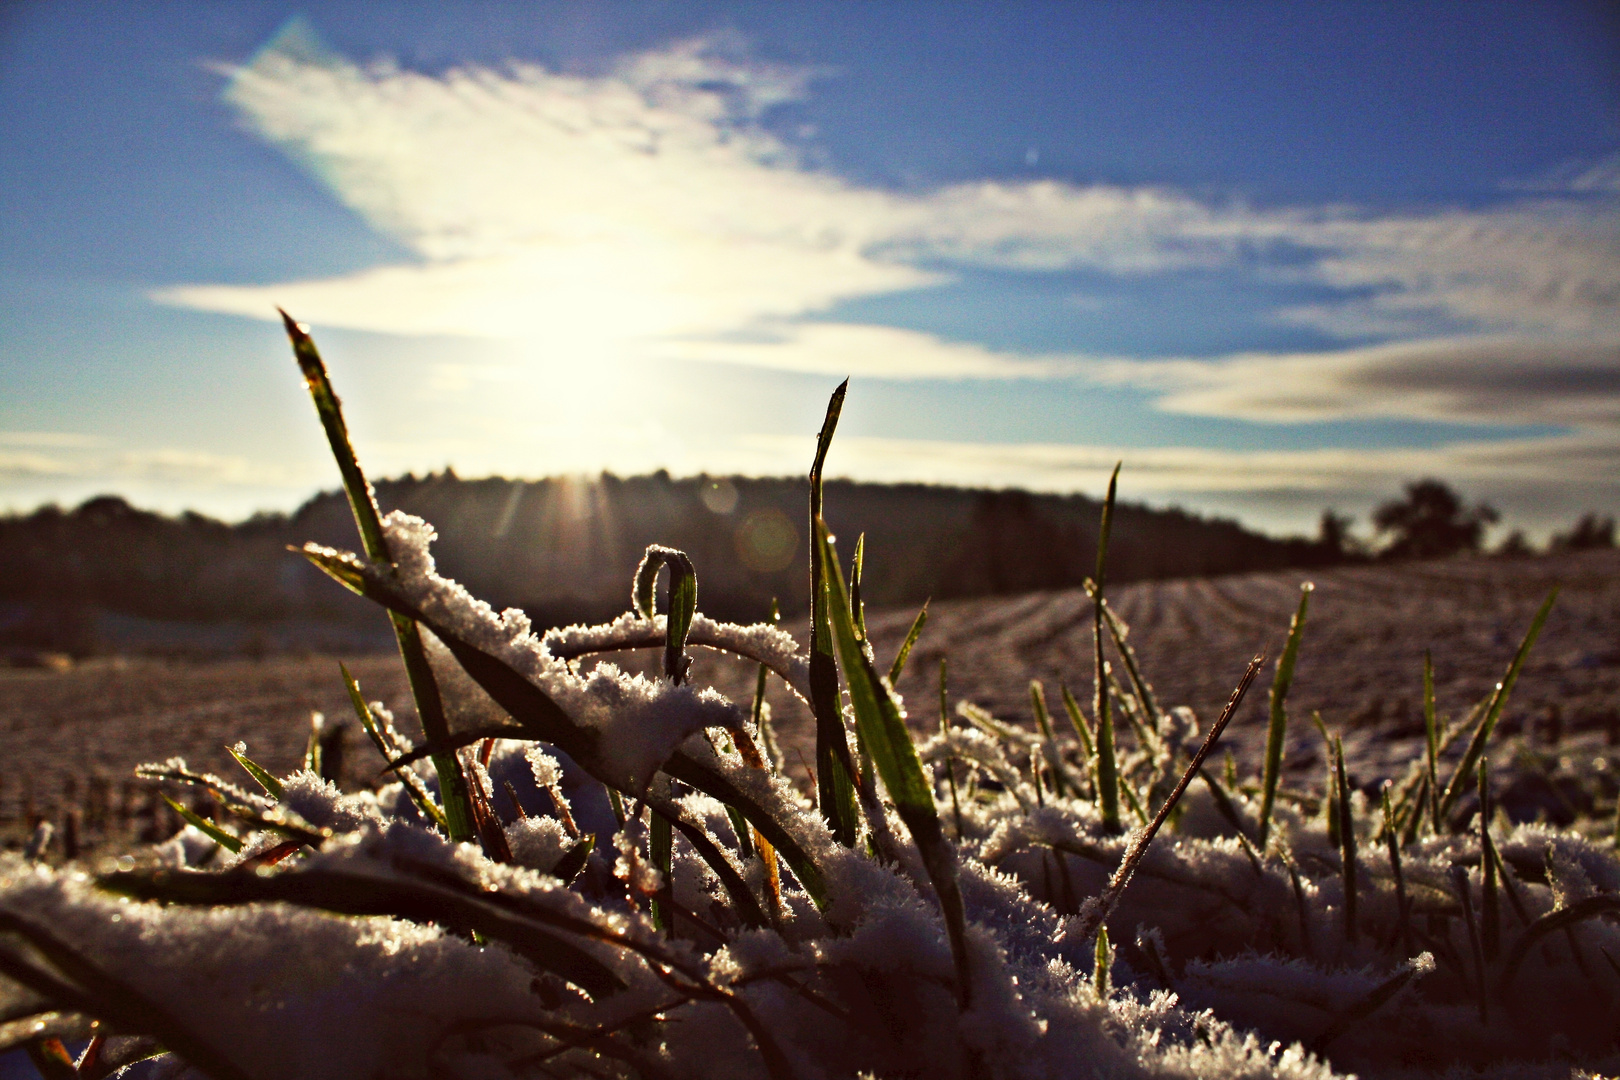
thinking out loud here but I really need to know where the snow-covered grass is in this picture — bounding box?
[0,321,1614,1080]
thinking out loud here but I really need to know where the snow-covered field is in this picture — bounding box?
[4,549,1613,834]
[0,539,1616,1078]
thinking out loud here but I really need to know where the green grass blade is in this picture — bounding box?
[1381,784,1412,956]
[225,743,283,800]
[279,312,474,843]
[1093,924,1112,999]
[649,809,673,932]
[1334,735,1357,944]
[1479,757,1499,961]
[1439,588,1559,820]
[1091,590,1162,727]
[1260,582,1313,848]
[1059,683,1096,760]
[888,600,929,684]
[341,663,448,831]
[1423,651,1441,833]
[632,546,699,684]
[940,658,964,838]
[1029,681,1069,798]
[807,380,858,845]
[1092,463,1122,833]
[850,532,866,638]
[816,518,971,1007]
[161,795,242,854]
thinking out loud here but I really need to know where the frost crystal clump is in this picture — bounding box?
[0,326,1610,1080]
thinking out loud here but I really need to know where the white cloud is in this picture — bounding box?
[1089,336,1620,427]
[156,27,1620,362]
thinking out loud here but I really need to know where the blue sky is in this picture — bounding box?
[1,1,1616,537]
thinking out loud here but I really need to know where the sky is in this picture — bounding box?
[1,1,1617,540]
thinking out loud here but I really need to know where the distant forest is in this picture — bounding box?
[0,472,1346,655]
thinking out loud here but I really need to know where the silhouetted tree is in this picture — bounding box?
[1316,509,1356,557]
[1372,479,1498,560]
[1550,513,1616,552]
[1494,530,1535,559]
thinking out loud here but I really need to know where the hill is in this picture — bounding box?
[0,472,1343,656]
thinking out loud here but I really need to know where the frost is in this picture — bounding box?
[368,512,746,791]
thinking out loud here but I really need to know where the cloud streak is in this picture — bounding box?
[157,27,1619,361]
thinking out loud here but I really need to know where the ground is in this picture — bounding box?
[1,549,1615,844]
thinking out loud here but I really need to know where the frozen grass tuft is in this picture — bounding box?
[0,319,1611,1079]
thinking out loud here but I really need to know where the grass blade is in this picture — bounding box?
[1089,591,1162,726]
[1382,784,1412,956]
[1478,757,1499,961]
[160,795,242,854]
[224,743,283,800]
[279,311,475,843]
[850,532,866,638]
[1260,583,1313,848]
[1029,680,1074,798]
[807,380,858,846]
[1310,953,1434,1053]
[1334,735,1357,945]
[1092,463,1122,833]
[649,809,673,932]
[1075,651,1264,945]
[341,663,448,830]
[1093,924,1112,999]
[888,600,930,684]
[101,865,627,1001]
[1451,865,1489,1023]
[1423,651,1441,833]
[816,518,971,1007]
[632,546,698,684]
[940,658,964,838]
[1438,588,1558,821]
[1059,683,1096,761]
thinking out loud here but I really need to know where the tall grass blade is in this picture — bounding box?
[1423,651,1441,832]
[1074,651,1263,945]
[1478,757,1499,961]
[1439,588,1558,820]
[1451,865,1489,1023]
[1260,583,1313,848]
[1029,681,1073,798]
[850,532,866,638]
[649,809,673,932]
[816,519,971,1007]
[743,596,785,778]
[807,380,858,846]
[888,601,929,684]
[632,546,698,684]
[1093,924,1112,998]
[1092,463,1122,833]
[1334,735,1357,944]
[1060,683,1096,761]
[341,663,448,830]
[279,311,475,843]
[1381,784,1411,955]
[940,658,964,838]
[1089,590,1162,725]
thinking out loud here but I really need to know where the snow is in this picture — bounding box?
[4,505,1614,1079]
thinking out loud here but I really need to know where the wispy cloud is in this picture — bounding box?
[1089,336,1620,427]
[157,26,1619,365]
